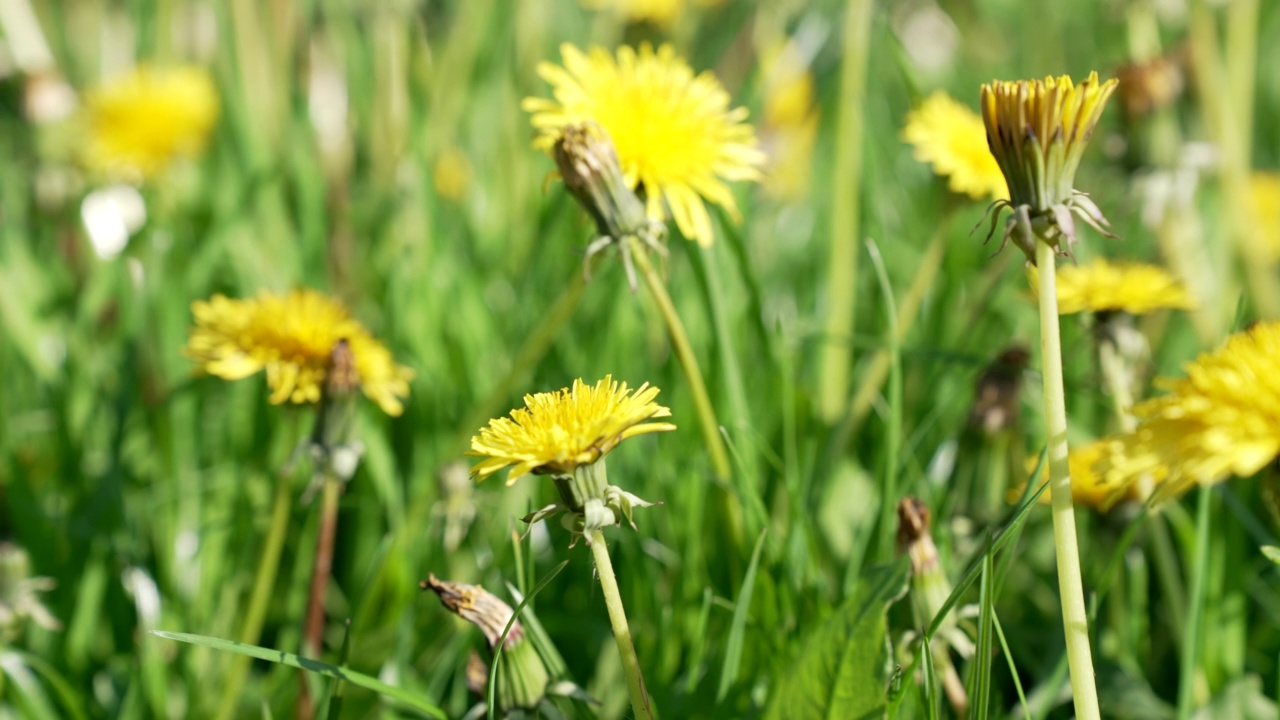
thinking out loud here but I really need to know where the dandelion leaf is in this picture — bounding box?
[763,558,909,720]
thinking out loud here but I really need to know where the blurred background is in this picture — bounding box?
[3,0,1280,717]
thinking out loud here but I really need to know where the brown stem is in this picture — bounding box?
[298,473,341,719]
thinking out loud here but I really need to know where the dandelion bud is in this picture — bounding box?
[311,339,363,478]
[896,498,969,717]
[423,574,551,712]
[552,124,650,240]
[968,346,1029,436]
[978,73,1118,261]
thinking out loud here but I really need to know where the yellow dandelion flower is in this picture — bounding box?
[469,376,676,485]
[1250,172,1280,260]
[433,146,473,202]
[84,65,219,181]
[1098,321,1280,502]
[1026,257,1196,315]
[523,43,766,247]
[185,289,413,416]
[902,92,1007,201]
[1018,441,1132,511]
[979,73,1118,260]
[579,0,682,23]
[759,38,819,201]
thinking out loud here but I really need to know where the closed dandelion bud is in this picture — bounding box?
[977,73,1118,262]
[553,124,650,240]
[312,339,360,458]
[969,346,1029,436]
[423,574,551,712]
[896,498,969,717]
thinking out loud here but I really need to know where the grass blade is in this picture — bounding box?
[717,529,768,702]
[150,631,446,718]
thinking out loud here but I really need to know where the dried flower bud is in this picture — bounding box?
[553,124,650,240]
[311,339,362,477]
[0,543,60,642]
[422,574,551,712]
[969,346,1030,436]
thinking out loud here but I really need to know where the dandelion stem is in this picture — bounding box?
[627,237,739,532]
[298,469,342,718]
[1035,241,1101,720]
[1178,485,1213,719]
[215,470,293,720]
[588,528,654,720]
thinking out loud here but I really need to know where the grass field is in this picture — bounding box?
[4,0,1280,718]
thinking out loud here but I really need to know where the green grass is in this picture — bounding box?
[5,0,1280,717]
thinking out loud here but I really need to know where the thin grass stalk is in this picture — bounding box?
[215,471,293,720]
[627,237,741,542]
[587,529,654,720]
[1177,485,1213,718]
[865,240,901,562]
[1034,241,1101,720]
[460,270,587,448]
[298,470,341,719]
[817,0,873,422]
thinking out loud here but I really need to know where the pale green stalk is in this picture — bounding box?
[627,238,743,546]
[215,472,293,720]
[1097,331,1137,433]
[588,529,654,720]
[816,0,873,422]
[1035,241,1101,720]
[1177,486,1213,718]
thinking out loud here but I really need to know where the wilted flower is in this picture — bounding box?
[977,73,1118,262]
[84,65,219,181]
[185,289,413,416]
[1027,257,1196,315]
[903,92,1007,201]
[1097,321,1280,502]
[968,346,1031,435]
[524,43,765,246]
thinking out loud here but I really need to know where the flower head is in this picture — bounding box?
[578,0,683,23]
[1027,257,1196,315]
[1097,321,1280,502]
[185,289,413,416]
[978,73,1118,261]
[469,376,675,485]
[758,38,819,201]
[1251,172,1280,260]
[1019,441,1134,511]
[903,92,1007,201]
[524,43,765,246]
[84,65,219,181]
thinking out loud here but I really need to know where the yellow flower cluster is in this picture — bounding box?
[1097,321,1280,502]
[524,43,765,246]
[1027,258,1196,315]
[84,65,219,181]
[469,376,676,485]
[185,289,413,416]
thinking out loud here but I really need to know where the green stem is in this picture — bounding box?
[1034,241,1101,720]
[588,529,654,720]
[816,0,873,422]
[627,239,733,479]
[1177,485,1212,718]
[215,471,293,720]
[1097,327,1138,433]
[298,471,342,719]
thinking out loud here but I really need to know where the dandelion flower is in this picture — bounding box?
[524,43,765,247]
[902,92,1007,201]
[185,289,413,416]
[1027,257,1196,315]
[84,65,219,181]
[978,73,1118,261]
[578,0,683,23]
[1098,321,1280,502]
[469,376,676,485]
[1020,441,1132,511]
[1251,172,1280,260]
[759,38,819,201]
